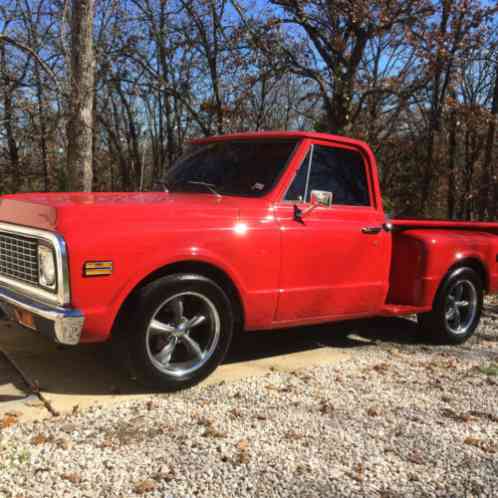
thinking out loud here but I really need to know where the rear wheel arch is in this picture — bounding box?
[429,258,487,310]
[112,260,245,337]
[443,258,488,295]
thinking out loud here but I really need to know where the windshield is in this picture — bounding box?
[162,140,297,197]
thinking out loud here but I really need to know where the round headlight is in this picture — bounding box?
[38,245,56,288]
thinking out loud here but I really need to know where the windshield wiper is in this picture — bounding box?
[186,181,222,197]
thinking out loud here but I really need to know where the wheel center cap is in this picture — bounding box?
[175,319,188,335]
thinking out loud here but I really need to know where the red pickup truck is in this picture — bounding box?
[0,131,497,390]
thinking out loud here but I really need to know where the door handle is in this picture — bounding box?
[361,226,382,235]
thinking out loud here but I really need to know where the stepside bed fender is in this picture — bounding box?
[388,229,496,308]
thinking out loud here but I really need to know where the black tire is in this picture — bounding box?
[418,267,483,345]
[121,273,234,391]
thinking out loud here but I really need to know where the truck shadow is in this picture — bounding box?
[226,316,420,364]
[0,316,421,400]
[7,310,498,399]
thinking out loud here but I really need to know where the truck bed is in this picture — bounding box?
[386,218,498,313]
[392,219,498,235]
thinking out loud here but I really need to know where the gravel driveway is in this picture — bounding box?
[1,299,497,498]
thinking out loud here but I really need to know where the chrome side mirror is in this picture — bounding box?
[293,190,334,223]
[309,190,333,207]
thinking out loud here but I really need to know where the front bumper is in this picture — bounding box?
[0,286,84,345]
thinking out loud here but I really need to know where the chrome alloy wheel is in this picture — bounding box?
[145,292,221,377]
[444,279,478,335]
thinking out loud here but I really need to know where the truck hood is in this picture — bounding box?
[0,192,242,232]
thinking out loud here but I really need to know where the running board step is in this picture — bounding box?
[380,304,431,316]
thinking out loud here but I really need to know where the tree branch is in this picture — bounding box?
[0,34,62,93]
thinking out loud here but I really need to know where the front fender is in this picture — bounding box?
[110,248,249,321]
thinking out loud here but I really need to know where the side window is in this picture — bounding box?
[284,152,310,202]
[307,146,370,206]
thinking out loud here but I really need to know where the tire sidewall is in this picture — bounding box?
[129,274,234,391]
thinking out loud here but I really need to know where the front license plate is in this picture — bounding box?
[14,308,37,331]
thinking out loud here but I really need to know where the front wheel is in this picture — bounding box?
[125,274,234,391]
[418,267,483,344]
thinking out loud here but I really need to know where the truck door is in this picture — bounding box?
[273,140,391,323]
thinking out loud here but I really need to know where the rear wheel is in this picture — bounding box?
[418,267,483,344]
[123,274,234,391]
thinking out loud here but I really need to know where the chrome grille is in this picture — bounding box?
[0,232,39,286]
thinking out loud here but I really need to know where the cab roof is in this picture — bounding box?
[190,130,369,150]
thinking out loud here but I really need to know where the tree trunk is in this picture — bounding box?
[480,62,498,220]
[421,0,451,216]
[447,101,457,220]
[66,0,95,192]
[0,45,20,193]
[34,63,49,191]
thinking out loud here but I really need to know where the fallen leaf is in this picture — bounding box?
[353,463,364,481]
[237,449,250,464]
[62,473,81,484]
[319,401,335,415]
[295,463,309,474]
[34,467,50,474]
[56,437,72,450]
[463,436,496,453]
[0,414,17,429]
[202,426,226,438]
[367,407,380,417]
[468,410,498,423]
[229,408,242,418]
[407,450,425,465]
[197,416,214,428]
[31,434,50,446]
[134,479,156,494]
[265,384,292,393]
[100,438,113,449]
[153,469,176,482]
[285,430,304,441]
[373,363,389,374]
[464,436,481,447]
[237,439,249,450]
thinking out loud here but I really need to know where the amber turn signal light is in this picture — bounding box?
[83,261,113,277]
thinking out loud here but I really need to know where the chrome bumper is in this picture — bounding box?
[0,286,84,345]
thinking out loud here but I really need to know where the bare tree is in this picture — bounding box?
[66,0,95,191]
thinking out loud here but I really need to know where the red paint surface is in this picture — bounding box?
[0,131,497,342]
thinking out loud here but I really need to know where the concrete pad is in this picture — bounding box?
[205,347,350,385]
[0,318,356,422]
[0,382,26,401]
